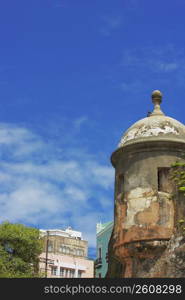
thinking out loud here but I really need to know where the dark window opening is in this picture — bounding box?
[98,247,102,259]
[117,174,124,195]
[78,270,83,278]
[51,266,57,276]
[98,273,102,278]
[158,167,172,193]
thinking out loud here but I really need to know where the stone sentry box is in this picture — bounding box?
[107,90,185,277]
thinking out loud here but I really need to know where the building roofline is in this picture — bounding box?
[96,221,114,237]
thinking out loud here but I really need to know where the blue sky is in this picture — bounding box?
[1,0,185,258]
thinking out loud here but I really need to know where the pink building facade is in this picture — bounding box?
[39,228,94,278]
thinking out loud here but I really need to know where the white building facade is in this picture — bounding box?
[39,227,94,278]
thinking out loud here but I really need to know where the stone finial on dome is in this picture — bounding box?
[150,90,164,116]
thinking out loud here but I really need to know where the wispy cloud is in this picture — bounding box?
[99,15,122,36]
[0,121,114,248]
[121,45,182,73]
[73,116,88,130]
[117,44,185,93]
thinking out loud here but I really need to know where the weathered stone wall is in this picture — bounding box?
[107,141,185,278]
[143,234,185,278]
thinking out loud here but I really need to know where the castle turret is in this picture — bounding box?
[107,90,185,277]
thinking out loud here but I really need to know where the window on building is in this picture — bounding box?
[69,269,75,278]
[158,167,172,193]
[48,242,53,252]
[98,247,102,259]
[66,247,70,254]
[51,266,57,276]
[78,249,83,256]
[98,273,102,278]
[73,248,84,256]
[70,248,74,255]
[59,244,65,252]
[60,246,71,254]
[60,268,75,278]
[106,252,108,263]
[60,268,65,277]
[78,270,83,278]
[117,174,124,195]
[76,249,80,256]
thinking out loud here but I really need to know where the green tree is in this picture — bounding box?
[170,160,185,234]
[170,160,185,193]
[0,221,43,278]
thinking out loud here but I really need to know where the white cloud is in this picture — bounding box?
[118,45,185,93]
[121,45,184,74]
[157,62,178,72]
[100,15,122,36]
[0,122,114,248]
[73,116,88,130]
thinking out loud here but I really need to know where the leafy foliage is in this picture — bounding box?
[0,221,43,278]
[170,161,185,194]
[170,160,185,235]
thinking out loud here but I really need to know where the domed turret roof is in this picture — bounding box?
[118,90,185,148]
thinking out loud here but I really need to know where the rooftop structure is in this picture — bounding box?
[116,90,185,151]
[107,90,185,278]
[40,227,82,239]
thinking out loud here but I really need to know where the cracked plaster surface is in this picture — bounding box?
[123,187,157,228]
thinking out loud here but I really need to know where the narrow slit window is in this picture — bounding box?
[158,167,172,193]
[117,174,124,195]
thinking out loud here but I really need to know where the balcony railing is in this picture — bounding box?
[94,258,102,268]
